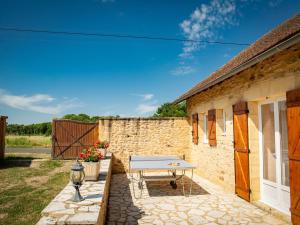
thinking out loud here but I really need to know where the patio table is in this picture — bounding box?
[129,155,195,198]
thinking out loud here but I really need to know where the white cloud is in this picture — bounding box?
[179,0,237,58]
[142,94,154,101]
[0,89,82,115]
[171,66,195,76]
[136,103,158,114]
[132,93,158,115]
[269,0,282,7]
[132,93,154,101]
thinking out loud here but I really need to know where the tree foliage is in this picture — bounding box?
[6,123,52,136]
[62,114,120,122]
[6,114,120,136]
[153,102,187,117]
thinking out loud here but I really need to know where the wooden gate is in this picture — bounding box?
[52,119,99,159]
[233,102,250,202]
[287,89,300,225]
[0,116,8,159]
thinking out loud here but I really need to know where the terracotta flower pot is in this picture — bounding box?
[82,161,100,181]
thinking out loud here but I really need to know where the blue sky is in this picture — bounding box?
[0,0,299,124]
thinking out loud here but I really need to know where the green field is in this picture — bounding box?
[0,154,70,225]
[5,135,51,148]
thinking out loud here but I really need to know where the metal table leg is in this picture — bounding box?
[181,169,185,196]
[189,169,194,196]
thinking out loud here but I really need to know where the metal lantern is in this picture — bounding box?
[70,159,85,202]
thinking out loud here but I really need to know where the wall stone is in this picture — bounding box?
[98,118,190,173]
[186,43,300,195]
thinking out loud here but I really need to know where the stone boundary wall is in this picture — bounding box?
[98,118,190,173]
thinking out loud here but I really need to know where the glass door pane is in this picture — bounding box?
[279,101,289,186]
[261,103,276,182]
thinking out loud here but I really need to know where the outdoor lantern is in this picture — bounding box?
[70,159,85,202]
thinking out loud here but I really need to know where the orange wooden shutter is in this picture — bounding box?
[208,109,216,147]
[233,102,250,202]
[192,114,198,145]
[287,89,300,225]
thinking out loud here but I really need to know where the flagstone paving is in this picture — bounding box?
[106,173,290,225]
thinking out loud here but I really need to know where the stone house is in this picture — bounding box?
[174,13,300,224]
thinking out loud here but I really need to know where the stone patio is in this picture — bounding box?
[106,173,291,225]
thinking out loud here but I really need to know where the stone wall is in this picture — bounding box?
[186,43,300,198]
[98,118,190,173]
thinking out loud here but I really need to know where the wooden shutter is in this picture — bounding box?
[208,109,217,147]
[287,89,300,225]
[233,102,250,202]
[192,114,198,145]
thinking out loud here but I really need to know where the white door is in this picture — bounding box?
[259,99,290,214]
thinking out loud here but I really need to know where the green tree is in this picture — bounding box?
[62,113,91,122]
[153,102,187,117]
[6,122,52,136]
[6,114,120,136]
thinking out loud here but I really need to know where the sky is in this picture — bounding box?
[0,0,299,124]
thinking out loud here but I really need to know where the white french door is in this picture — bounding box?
[259,98,290,214]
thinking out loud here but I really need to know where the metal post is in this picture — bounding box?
[189,169,194,196]
[181,169,185,196]
[72,184,84,202]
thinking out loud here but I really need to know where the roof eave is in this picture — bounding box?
[173,31,300,105]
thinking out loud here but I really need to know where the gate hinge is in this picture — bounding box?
[248,149,251,153]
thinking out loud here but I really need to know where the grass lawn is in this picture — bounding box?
[5,135,52,148]
[0,154,71,225]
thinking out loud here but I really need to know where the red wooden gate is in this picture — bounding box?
[52,119,99,159]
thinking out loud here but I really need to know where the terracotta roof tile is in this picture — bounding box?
[174,13,300,103]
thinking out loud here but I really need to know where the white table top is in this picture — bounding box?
[130,155,195,171]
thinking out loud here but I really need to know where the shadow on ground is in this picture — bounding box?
[145,176,209,197]
[0,156,39,169]
[106,174,144,225]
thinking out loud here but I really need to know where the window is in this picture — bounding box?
[203,114,208,143]
[223,110,226,134]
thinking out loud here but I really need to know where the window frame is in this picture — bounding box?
[203,114,208,144]
[222,110,226,135]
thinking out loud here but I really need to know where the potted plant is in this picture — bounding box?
[95,140,110,158]
[80,146,104,181]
